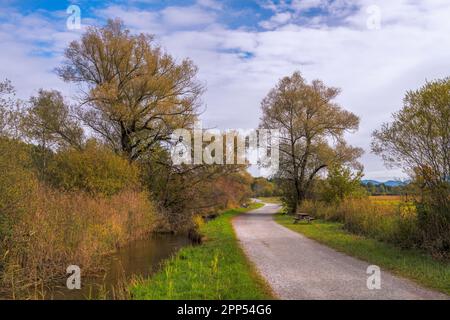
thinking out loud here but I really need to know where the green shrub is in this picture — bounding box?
[48,140,139,196]
[416,201,450,258]
[320,165,366,204]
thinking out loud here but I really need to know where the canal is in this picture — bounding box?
[47,234,192,300]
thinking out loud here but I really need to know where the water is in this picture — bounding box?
[47,234,192,300]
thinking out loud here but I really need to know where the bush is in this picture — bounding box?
[0,138,38,241]
[301,198,423,250]
[319,165,366,204]
[416,201,450,258]
[48,140,139,196]
[0,138,158,298]
[1,187,156,298]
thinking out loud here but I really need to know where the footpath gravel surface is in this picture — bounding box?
[233,203,448,300]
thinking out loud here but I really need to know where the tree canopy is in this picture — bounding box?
[57,19,203,161]
[372,78,450,189]
[260,72,362,212]
[22,89,84,150]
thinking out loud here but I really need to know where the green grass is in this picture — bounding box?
[275,214,450,295]
[131,204,274,300]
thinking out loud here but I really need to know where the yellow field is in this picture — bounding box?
[369,195,402,201]
[369,195,402,206]
[260,196,406,206]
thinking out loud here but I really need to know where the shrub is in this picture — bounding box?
[1,187,156,298]
[301,198,423,250]
[48,140,139,196]
[0,138,38,241]
[0,138,158,298]
[320,165,366,204]
[416,201,450,258]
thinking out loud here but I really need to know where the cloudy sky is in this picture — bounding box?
[1,0,450,180]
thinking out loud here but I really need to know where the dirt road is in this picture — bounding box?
[233,203,448,300]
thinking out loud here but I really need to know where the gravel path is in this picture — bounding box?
[233,203,448,300]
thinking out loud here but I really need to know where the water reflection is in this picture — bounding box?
[48,234,192,300]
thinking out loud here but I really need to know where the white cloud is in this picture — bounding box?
[99,5,162,32]
[162,5,217,28]
[291,0,326,11]
[196,0,224,10]
[259,12,293,29]
[0,9,81,98]
[97,3,218,32]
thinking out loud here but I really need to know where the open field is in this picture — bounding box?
[275,215,450,295]
[131,203,274,300]
[258,196,408,207]
[369,195,402,201]
[257,197,283,205]
[369,195,404,207]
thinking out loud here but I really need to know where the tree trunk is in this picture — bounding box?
[121,125,134,161]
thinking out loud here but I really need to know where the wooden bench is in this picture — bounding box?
[293,213,315,224]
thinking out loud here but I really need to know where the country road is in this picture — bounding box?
[233,203,448,300]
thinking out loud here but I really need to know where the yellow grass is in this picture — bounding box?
[1,185,157,299]
[369,195,402,202]
[299,198,419,245]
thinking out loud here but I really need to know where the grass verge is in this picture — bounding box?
[275,214,450,295]
[131,203,274,300]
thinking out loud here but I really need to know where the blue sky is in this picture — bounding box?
[1,0,450,180]
[5,0,275,29]
[3,0,358,31]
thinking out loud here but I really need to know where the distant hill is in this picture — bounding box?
[384,180,407,187]
[361,180,382,186]
[361,180,408,187]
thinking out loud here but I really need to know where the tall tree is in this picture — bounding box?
[372,78,450,254]
[260,72,362,213]
[57,19,203,161]
[372,78,450,192]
